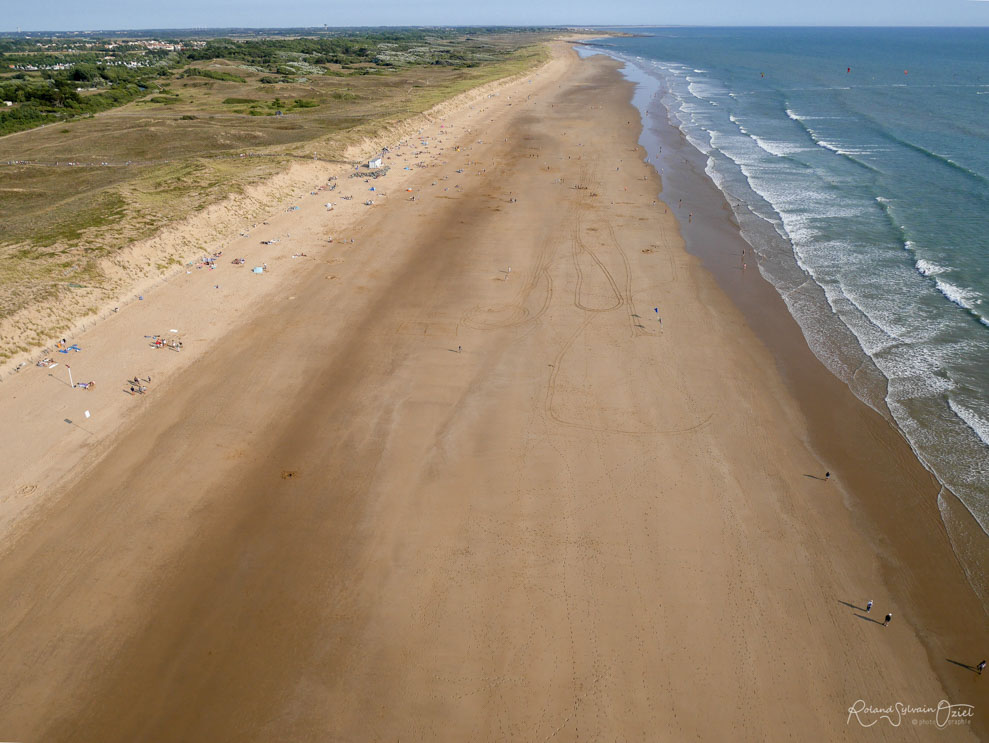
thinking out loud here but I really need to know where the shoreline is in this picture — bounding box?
[0,45,984,739]
[585,42,989,595]
[604,51,989,733]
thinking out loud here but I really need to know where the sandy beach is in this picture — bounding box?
[0,42,984,740]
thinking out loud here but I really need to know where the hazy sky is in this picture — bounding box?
[5,0,989,32]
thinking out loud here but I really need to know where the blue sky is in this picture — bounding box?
[5,0,989,32]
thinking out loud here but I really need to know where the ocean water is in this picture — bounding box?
[579,28,989,583]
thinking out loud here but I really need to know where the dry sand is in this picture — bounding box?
[0,43,984,740]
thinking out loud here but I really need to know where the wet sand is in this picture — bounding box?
[0,46,983,740]
[637,67,989,737]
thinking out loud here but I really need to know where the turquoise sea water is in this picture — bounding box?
[580,29,989,568]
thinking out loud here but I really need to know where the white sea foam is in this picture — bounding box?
[916,258,948,276]
[814,139,866,157]
[687,81,717,101]
[609,45,989,572]
[935,278,981,312]
[949,398,989,448]
[786,108,848,121]
[792,120,876,158]
[748,133,809,157]
[828,277,918,349]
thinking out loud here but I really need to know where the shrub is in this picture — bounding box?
[182,67,246,83]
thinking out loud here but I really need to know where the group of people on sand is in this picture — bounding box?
[129,376,150,395]
[197,251,223,270]
[150,336,182,351]
[863,600,894,626]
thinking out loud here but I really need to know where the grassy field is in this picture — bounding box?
[0,30,552,359]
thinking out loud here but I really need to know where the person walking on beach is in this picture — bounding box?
[866,600,873,613]
[978,660,986,675]
[458,345,462,354]
[883,613,892,627]
[825,471,831,482]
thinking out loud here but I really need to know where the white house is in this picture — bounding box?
[368,156,383,169]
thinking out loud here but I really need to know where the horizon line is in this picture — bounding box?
[3,23,989,35]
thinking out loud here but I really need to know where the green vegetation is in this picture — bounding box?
[182,67,246,83]
[0,66,165,135]
[0,28,552,136]
[28,190,127,249]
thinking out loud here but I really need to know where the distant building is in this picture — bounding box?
[368,156,383,169]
